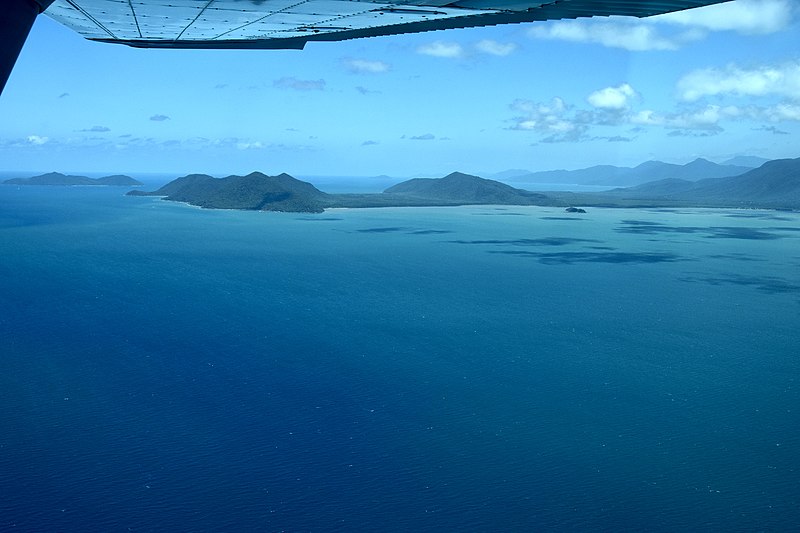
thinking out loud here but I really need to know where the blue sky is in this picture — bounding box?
[1,0,799,178]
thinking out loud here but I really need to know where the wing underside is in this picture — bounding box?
[43,0,731,50]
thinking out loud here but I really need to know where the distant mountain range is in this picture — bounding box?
[721,155,772,168]
[126,159,800,213]
[597,157,800,208]
[499,157,758,187]
[3,172,142,186]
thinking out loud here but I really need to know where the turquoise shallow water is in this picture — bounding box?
[1,186,799,531]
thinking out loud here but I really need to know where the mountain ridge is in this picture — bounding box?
[506,158,752,187]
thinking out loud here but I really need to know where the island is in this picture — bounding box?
[384,172,549,205]
[4,172,143,186]
[126,157,800,213]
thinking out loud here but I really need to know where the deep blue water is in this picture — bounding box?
[1,186,799,531]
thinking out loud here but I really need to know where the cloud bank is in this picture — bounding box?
[678,61,800,101]
[528,0,794,51]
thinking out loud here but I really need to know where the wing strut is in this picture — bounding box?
[0,0,53,96]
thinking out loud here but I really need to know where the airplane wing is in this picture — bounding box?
[44,0,731,50]
[1,0,730,95]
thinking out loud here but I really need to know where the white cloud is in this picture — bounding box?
[91,135,316,154]
[511,97,567,117]
[417,41,464,58]
[512,91,800,139]
[150,114,170,121]
[528,20,684,51]
[236,141,264,150]
[475,40,517,56]
[508,97,590,141]
[630,104,751,131]
[100,136,319,155]
[509,93,759,141]
[343,59,390,74]
[678,61,800,101]
[674,105,727,129]
[630,109,661,126]
[409,133,436,140]
[514,120,538,131]
[765,102,800,121]
[528,0,795,51]
[651,0,794,35]
[27,135,49,145]
[587,83,637,110]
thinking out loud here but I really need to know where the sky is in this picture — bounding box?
[1,0,799,178]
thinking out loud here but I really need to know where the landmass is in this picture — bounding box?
[495,157,758,187]
[127,171,558,213]
[547,157,800,210]
[4,172,143,186]
[125,157,800,213]
[128,172,329,212]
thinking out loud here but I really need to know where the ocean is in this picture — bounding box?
[1,185,798,531]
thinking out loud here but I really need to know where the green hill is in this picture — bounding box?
[384,172,548,204]
[129,172,331,213]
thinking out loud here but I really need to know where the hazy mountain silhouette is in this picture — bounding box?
[721,155,771,168]
[505,158,751,187]
[604,157,800,208]
[4,172,142,186]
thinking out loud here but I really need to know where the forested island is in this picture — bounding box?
[4,172,143,186]
[127,157,800,213]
